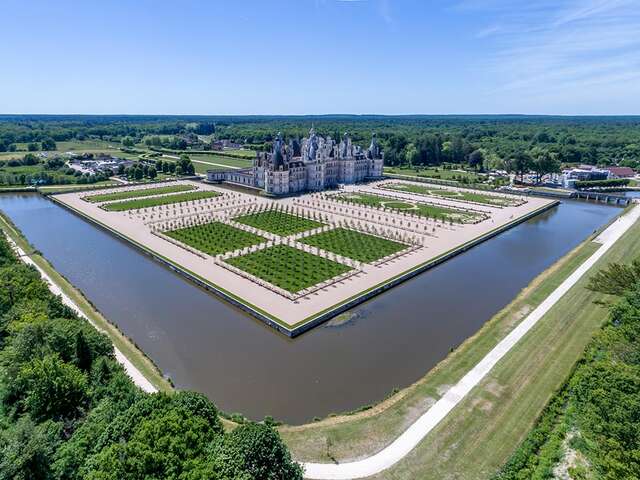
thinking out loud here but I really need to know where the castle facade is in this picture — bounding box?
[207,130,384,195]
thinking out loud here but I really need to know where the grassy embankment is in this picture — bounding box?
[282,207,637,480]
[0,210,172,394]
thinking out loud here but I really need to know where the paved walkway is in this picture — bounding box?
[4,235,157,394]
[303,204,640,479]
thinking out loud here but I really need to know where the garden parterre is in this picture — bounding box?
[234,209,324,236]
[225,244,352,294]
[52,180,556,333]
[102,190,221,211]
[164,221,266,256]
[300,227,408,263]
[85,184,196,203]
[333,192,486,223]
[381,182,523,207]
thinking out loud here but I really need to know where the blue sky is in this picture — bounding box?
[1,0,639,115]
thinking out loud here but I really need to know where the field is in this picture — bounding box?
[102,190,220,211]
[300,228,407,263]
[385,166,485,183]
[234,210,324,236]
[85,184,196,203]
[161,154,252,173]
[383,182,521,207]
[225,244,351,293]
[164,221,266,256]
[335,192,485,223]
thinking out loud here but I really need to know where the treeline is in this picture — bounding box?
[2,116,640,170]
[0,230,302,479]
[574,178,631,190]
[494,258,640,479]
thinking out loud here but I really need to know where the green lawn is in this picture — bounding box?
[102,190,220,211]
[300,228,407,263]
[165,221,266,256]
[383,182,522,207]
[234,210,324,236]
[85,184,195,203]
[385,166,484,182]
[335,192,484,223]
[225,244,351,293]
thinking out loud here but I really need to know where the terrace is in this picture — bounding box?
[52,180,556,335]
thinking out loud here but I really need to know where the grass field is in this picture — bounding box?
[102,190,220,211]
[225,244,351,293]
[384,182,521,207]
[234,210,324,236]
[281,208,638,480]
[385,166,484,182]
[165,221,266,256]
[85,184,195,203]
[300,228,407,263]
[335,192,484,223]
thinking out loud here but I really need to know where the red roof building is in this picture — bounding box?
[606,166,635,178]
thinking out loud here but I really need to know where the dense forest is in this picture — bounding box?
[1,115,639,173]
[494,259,640,479]
[0,229,302,479]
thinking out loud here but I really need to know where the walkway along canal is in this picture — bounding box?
[0,193,622,423]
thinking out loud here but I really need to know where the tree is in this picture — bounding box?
[530,148,561,183]
[16,354,88,421]
[121,137,135,148]
[133,167,143,181]
[216,423,303,480]
[468,149,485,171]
[148,166,157,179]
[0,417,62,480]
[27,142,39,152]
[21,153,39,166]
[41,138,56,151]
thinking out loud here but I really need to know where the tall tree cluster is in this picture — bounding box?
[0,232,302,480]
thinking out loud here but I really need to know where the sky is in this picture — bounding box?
[1,0,639,115]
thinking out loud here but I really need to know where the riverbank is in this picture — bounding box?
[282,204,638,479]
[0,210,172,393]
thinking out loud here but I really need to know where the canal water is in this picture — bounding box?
[0,193,621,423]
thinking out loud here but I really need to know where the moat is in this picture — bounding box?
[0,193,621,423]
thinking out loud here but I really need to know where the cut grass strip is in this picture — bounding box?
[225,244,351,293]
[300,228,407,263]
[85,184,196,203]
[165,221,266,256]
[235,210,324,236]
[102,190,220,211]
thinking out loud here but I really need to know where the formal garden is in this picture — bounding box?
[164,220,266,256]
[333,192,485,223]
[225,244,351,294]
[300,227,407,263]
[234,209,324,236]
[85,184,196,203]
[102,190,221,211]
[381,182,523,207]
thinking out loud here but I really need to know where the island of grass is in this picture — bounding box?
[300,228,407,263]
[383,182,522,207]
[85,184,196,203]
[225,244,351,294]
[164,221,266,256]
[335,192,484,223]
[102,190,221,211]
[234,210,324,236]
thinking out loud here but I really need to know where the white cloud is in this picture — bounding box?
[466,0,640,102]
